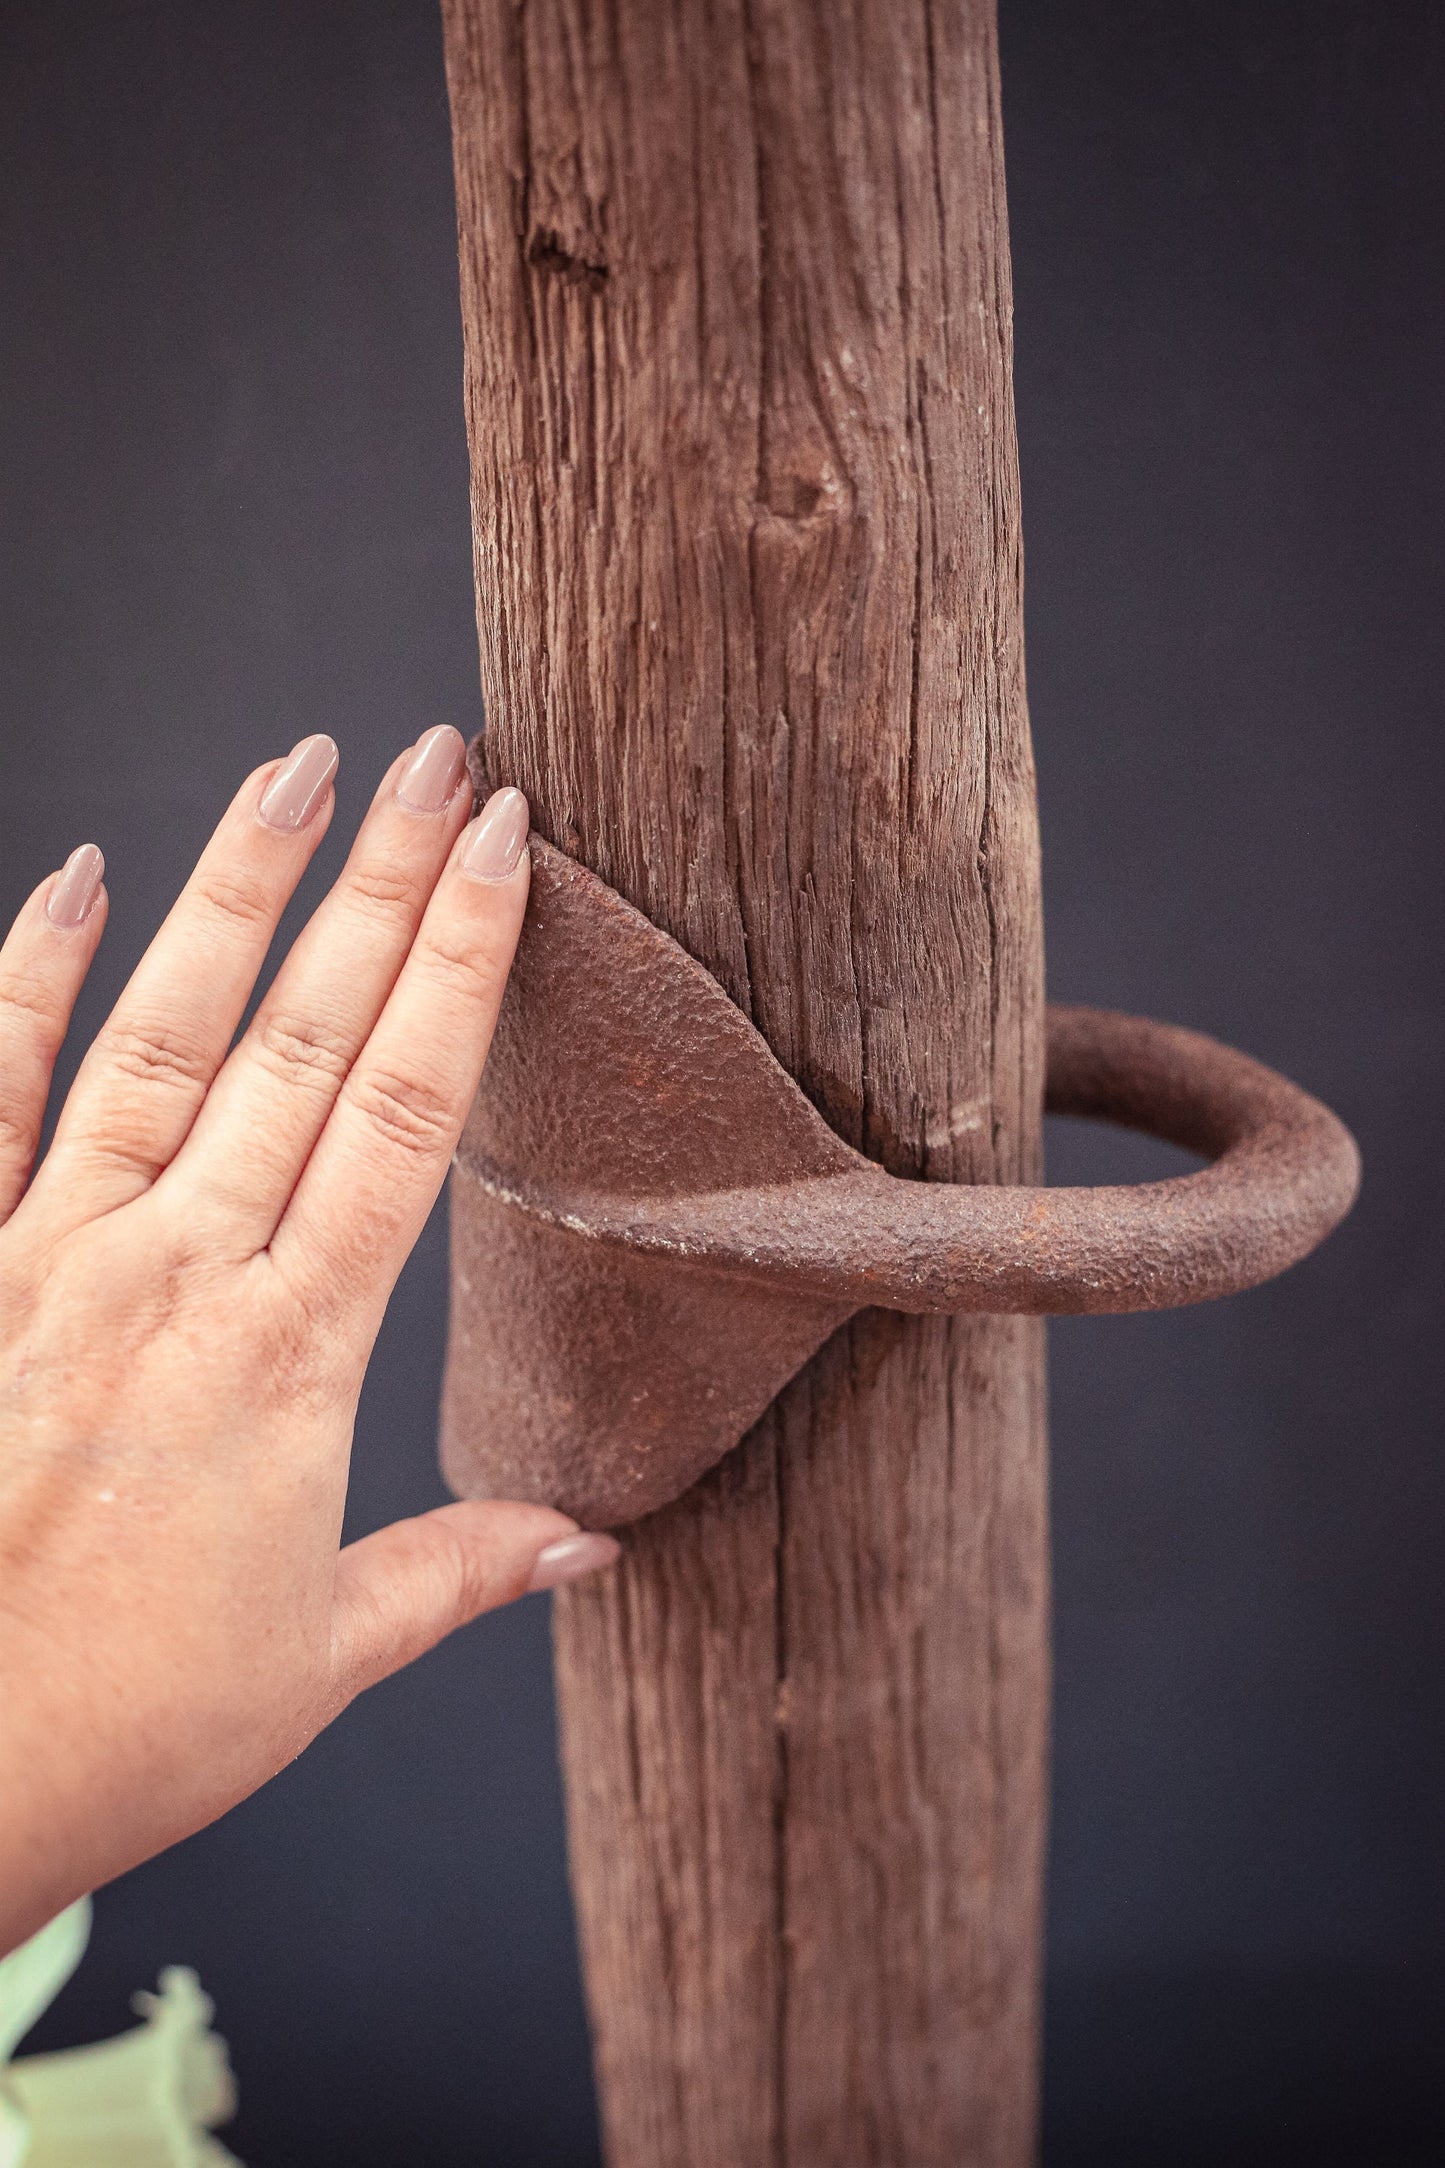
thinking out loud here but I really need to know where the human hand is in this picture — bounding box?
[0,728,618,1954]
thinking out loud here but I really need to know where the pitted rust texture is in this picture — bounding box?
[441,839,1360,1529]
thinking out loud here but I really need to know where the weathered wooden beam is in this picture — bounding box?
[442,0,1048,2157]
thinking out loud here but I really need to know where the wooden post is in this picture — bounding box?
[442,1,1048,2160]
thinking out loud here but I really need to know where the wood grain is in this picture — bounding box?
[442,0,1048,2156]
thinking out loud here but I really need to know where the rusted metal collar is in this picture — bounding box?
[442,839,1359,1528]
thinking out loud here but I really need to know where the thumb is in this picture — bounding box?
[329,1500,621,1700]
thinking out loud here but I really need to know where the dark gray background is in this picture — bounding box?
[3,1,1440,2161]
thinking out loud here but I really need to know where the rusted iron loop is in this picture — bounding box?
[458,839,1359,1315]
[442,838,1359,1527]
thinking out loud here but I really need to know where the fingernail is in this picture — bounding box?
[258,734,339,831]
[525,1531,621,1593]
[395,725,467,815]
[46,843,105,928]
[460,786,530,881]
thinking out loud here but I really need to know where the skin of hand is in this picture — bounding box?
[0,727,619,1956]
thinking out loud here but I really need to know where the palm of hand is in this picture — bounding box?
[0,732,614,1955]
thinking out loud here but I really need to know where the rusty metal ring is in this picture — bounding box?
[488,1003,1359,1318]
[442,840,1359,1526]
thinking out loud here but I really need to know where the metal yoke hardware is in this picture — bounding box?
[441,837,1360,1529]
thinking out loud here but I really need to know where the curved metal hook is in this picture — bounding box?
[442,840,1358,1526]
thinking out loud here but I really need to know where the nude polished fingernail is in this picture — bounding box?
[460,787,530,881]
[396,725,467,815]
[257,734,339,831]
[525,1531,622,1593]
[46,843,105,927]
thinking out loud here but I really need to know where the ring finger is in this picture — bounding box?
[163,724,473,1248]
[30,735,339,1230]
